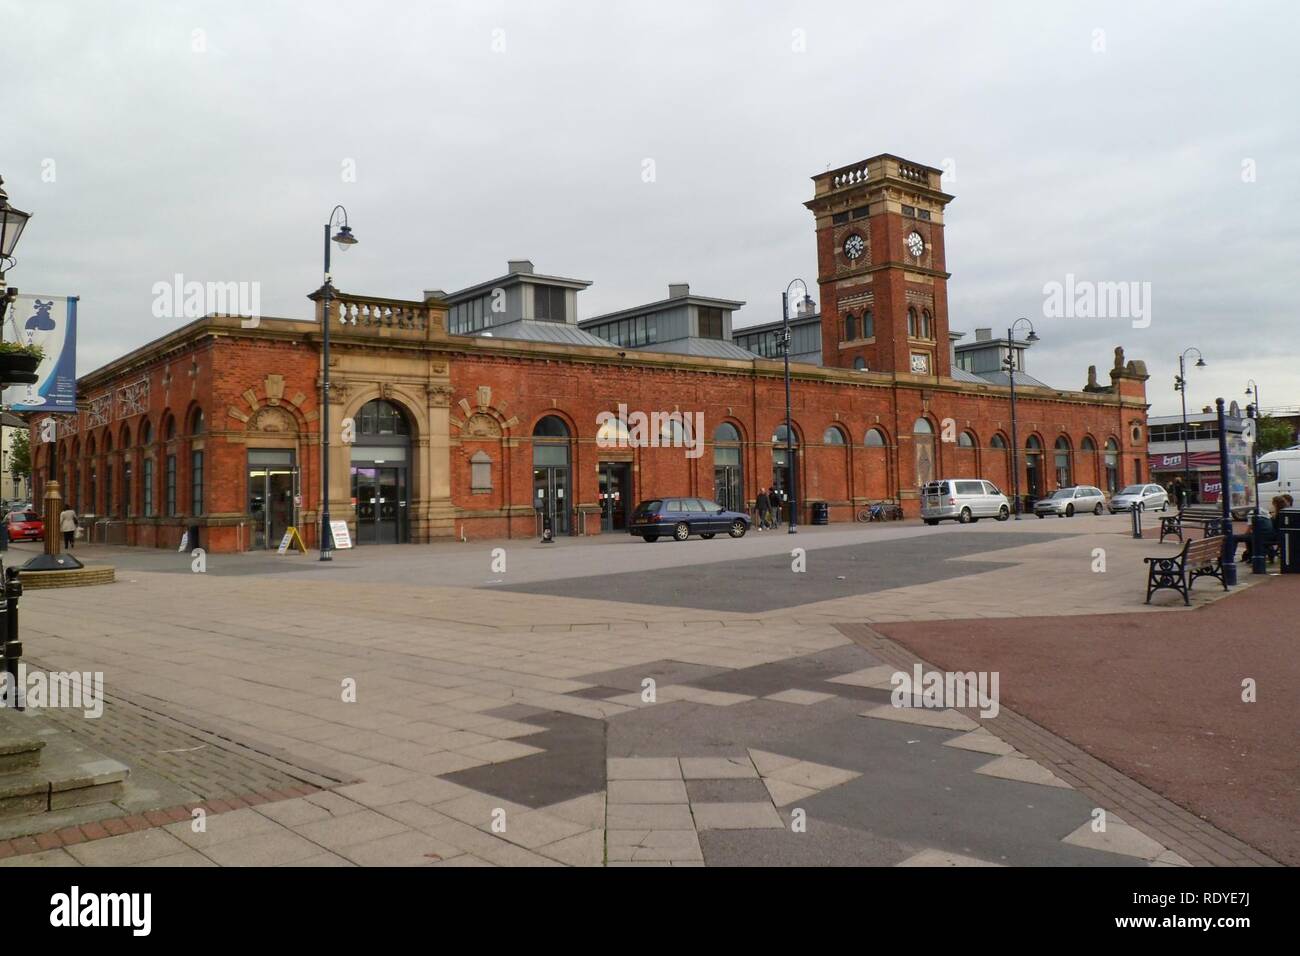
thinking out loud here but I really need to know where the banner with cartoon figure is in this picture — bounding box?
[3,294,78,412]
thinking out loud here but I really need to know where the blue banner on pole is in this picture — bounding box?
[4,293,78,413]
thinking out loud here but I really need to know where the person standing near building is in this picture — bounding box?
[770,485,785,529]
[755,489,771,531]
[60,505,79,550]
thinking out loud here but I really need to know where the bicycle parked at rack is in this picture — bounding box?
[858,500,905,522]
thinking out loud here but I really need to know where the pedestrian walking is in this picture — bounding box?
[770,486,785,529]
[755,489,771,530]
[60,505,79,550]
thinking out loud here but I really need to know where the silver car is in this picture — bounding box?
[1108,483,1169,513]
[921,479,1011,525]
[1034,485,1107,518]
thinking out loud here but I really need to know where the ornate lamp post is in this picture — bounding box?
[0,178,33,708]
[780,279,808,534]
[1174,347,1206,505]
[317,206,357,561]
[1002,317,1039,519]
[1246,380,1265,574]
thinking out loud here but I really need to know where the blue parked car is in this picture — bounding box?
[629,497,751,542]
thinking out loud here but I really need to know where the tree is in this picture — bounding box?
[9,427,30,481]
[1256,415,1297,456]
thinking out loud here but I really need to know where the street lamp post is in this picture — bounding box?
[318,207,357,562]
[1246,380,1265,574]
[1003,318,1039,519]
[1174,347,1206,507]
[781,279,807,534]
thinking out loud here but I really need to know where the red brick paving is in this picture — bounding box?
[0,787,322,861]
[874,573,1300,865]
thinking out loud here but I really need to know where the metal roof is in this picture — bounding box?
[644,338,761,360]
[466,320,616,348]
[975,370,1052,388]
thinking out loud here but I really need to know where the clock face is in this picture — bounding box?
[843,234,865,261]
[910,353,930,374]
[905,231,925,258]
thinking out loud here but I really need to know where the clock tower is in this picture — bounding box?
[804,155,954,377]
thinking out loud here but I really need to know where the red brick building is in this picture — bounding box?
[31,154,1151,551]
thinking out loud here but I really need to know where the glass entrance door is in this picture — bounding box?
[598,462,630,531]
[351,466,408,544]
[714,465,742,513]
[533,466,569,535]
[247,464,297,549]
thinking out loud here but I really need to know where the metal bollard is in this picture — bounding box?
[1130,504,1142,539]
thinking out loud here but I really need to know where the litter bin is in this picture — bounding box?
[1279,508,1300,574]
[811,501,829,526]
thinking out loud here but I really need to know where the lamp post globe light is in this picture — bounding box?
[1174,347,1206,506]
[780,278,808,534]
[318,206,357,562]
[1002,317,1039,519]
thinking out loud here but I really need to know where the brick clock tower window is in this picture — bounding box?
[845,313,856,341]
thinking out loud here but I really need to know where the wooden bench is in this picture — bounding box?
[1144,536,1228,606]
[1159,504,1227,544]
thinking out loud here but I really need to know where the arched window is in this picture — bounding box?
[164,416,175,441]
[990,434,1007,449]
[140,419,152,446]
[191,408,205,434]
[1104,437,1120,494]
[533,415,570,439]
[358,399,410,436]
[1054,436,1072,487]
[921,310,933,339]
[714,423,741,443]
[772,424,799,445]
[913,418,933,434]
[907,308,919,337]
[853,356,867,371]
[1081,436,1097,452]
[844,313,857,341]
[958,431,975,448]
[864,428,886,447]
[914,417,936,486]
[823,426,846,445]
[862,309,874,339]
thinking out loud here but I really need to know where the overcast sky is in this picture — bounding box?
[4,0,1296,416]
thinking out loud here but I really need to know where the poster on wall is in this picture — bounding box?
[3,294,78,412]
[1224,421,1255,511]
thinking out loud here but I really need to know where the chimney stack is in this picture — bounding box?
[975,328,992,341]
[508,260,535,275]
[668,282,690,299]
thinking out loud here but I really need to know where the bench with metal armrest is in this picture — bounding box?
[1144,535,1228,606]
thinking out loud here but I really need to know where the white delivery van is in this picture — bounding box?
[1256,448,1300,502]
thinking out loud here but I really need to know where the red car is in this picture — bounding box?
[5,511,45,542]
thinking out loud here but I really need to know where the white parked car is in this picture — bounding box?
[1107,483,1169,513]
[1033,485,1107,518]
[921,479,1011,525]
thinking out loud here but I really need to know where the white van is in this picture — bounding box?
[1257,448,1300,502]
[921,479,1011,524]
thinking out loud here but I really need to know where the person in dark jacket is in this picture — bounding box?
[770,486,785,529]
[755,490,771,530]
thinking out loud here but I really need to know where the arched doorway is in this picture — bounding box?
[533,415,571,536]
[350,399,412,544]
[913,418,936,488]
[1025,435,1044,503]
[1054,436,1073,489]
[714,423,743,513]
[772,424,799,500]
[1104,438,1120,494]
